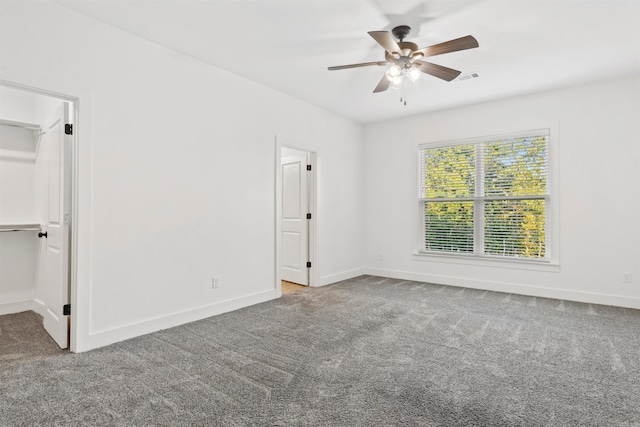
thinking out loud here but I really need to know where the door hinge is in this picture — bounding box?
[306,262,312,268]
[306,213,312,219]
[63,304,71,316]
[65,124,73,135]
[306,164,312,171]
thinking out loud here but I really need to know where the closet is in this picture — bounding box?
[0,85,72,349]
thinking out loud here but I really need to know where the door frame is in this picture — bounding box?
[0,75,84,352]
[275,137,316,296]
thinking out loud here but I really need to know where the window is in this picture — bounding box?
[418,130,549,261]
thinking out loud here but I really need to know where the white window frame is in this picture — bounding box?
[415,128,559,268]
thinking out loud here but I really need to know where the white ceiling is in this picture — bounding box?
[54,0,640,124]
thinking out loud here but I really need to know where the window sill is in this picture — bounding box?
[412,252,560,272]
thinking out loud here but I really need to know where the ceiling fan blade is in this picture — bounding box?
[368,31,402,55]
[328,61,388,71]
[415,35,479,58]
[413,60,461,81]
[373,74,391,93]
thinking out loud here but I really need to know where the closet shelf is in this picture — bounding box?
[0,223,41,232]
[0,119,41,131]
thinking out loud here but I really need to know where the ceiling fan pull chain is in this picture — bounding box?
[404,80,407,105]
[401,77,407,106]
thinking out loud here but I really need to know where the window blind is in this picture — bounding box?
[483,136,548,197]
[424,201,474,253]
[418,144,475,199]
[418,131,549,260]
[484,199,546,258]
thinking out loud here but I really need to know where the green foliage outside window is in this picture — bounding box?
[420,135,548,260]
[423,145,475,253]
[484,199,546,258]
[484,137,547,197]
[425,201,474,253]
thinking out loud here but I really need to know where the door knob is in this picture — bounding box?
[38,231,48,238]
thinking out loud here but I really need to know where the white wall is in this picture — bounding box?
[0,125,39,310]
[0,230,38,309]
[0,127,37,223]
[0,1,364,350]
[0,87,39,311]
[0,86,36,123]
[364,75,640,308]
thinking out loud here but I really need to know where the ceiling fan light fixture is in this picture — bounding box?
[386,64,401,77]
[407,67,421,82]
[385,65,403,85]
[389,75,403,87]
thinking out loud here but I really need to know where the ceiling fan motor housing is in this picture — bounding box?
[385,41,420,63]
[392,25,412,42]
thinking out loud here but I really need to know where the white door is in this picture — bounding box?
[281,150,308,285]
[39,104,71,349]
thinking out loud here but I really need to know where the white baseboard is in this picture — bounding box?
[86,289,278,351]
[0,299,35,316]
[364,267,640,310]
[317,267,365,287]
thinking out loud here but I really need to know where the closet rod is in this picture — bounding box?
[0,224,41,232]
[0,118,42,131]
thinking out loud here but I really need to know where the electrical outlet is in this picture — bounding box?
[212,277,220,289]
[623,272,632,284]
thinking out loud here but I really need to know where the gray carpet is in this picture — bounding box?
[1,275,639,426]
[0,310,66,371]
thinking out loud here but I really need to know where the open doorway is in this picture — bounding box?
[276,141,316,295]
[0,83,75,350]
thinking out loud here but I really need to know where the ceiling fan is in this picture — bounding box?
[328,25,478,95]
